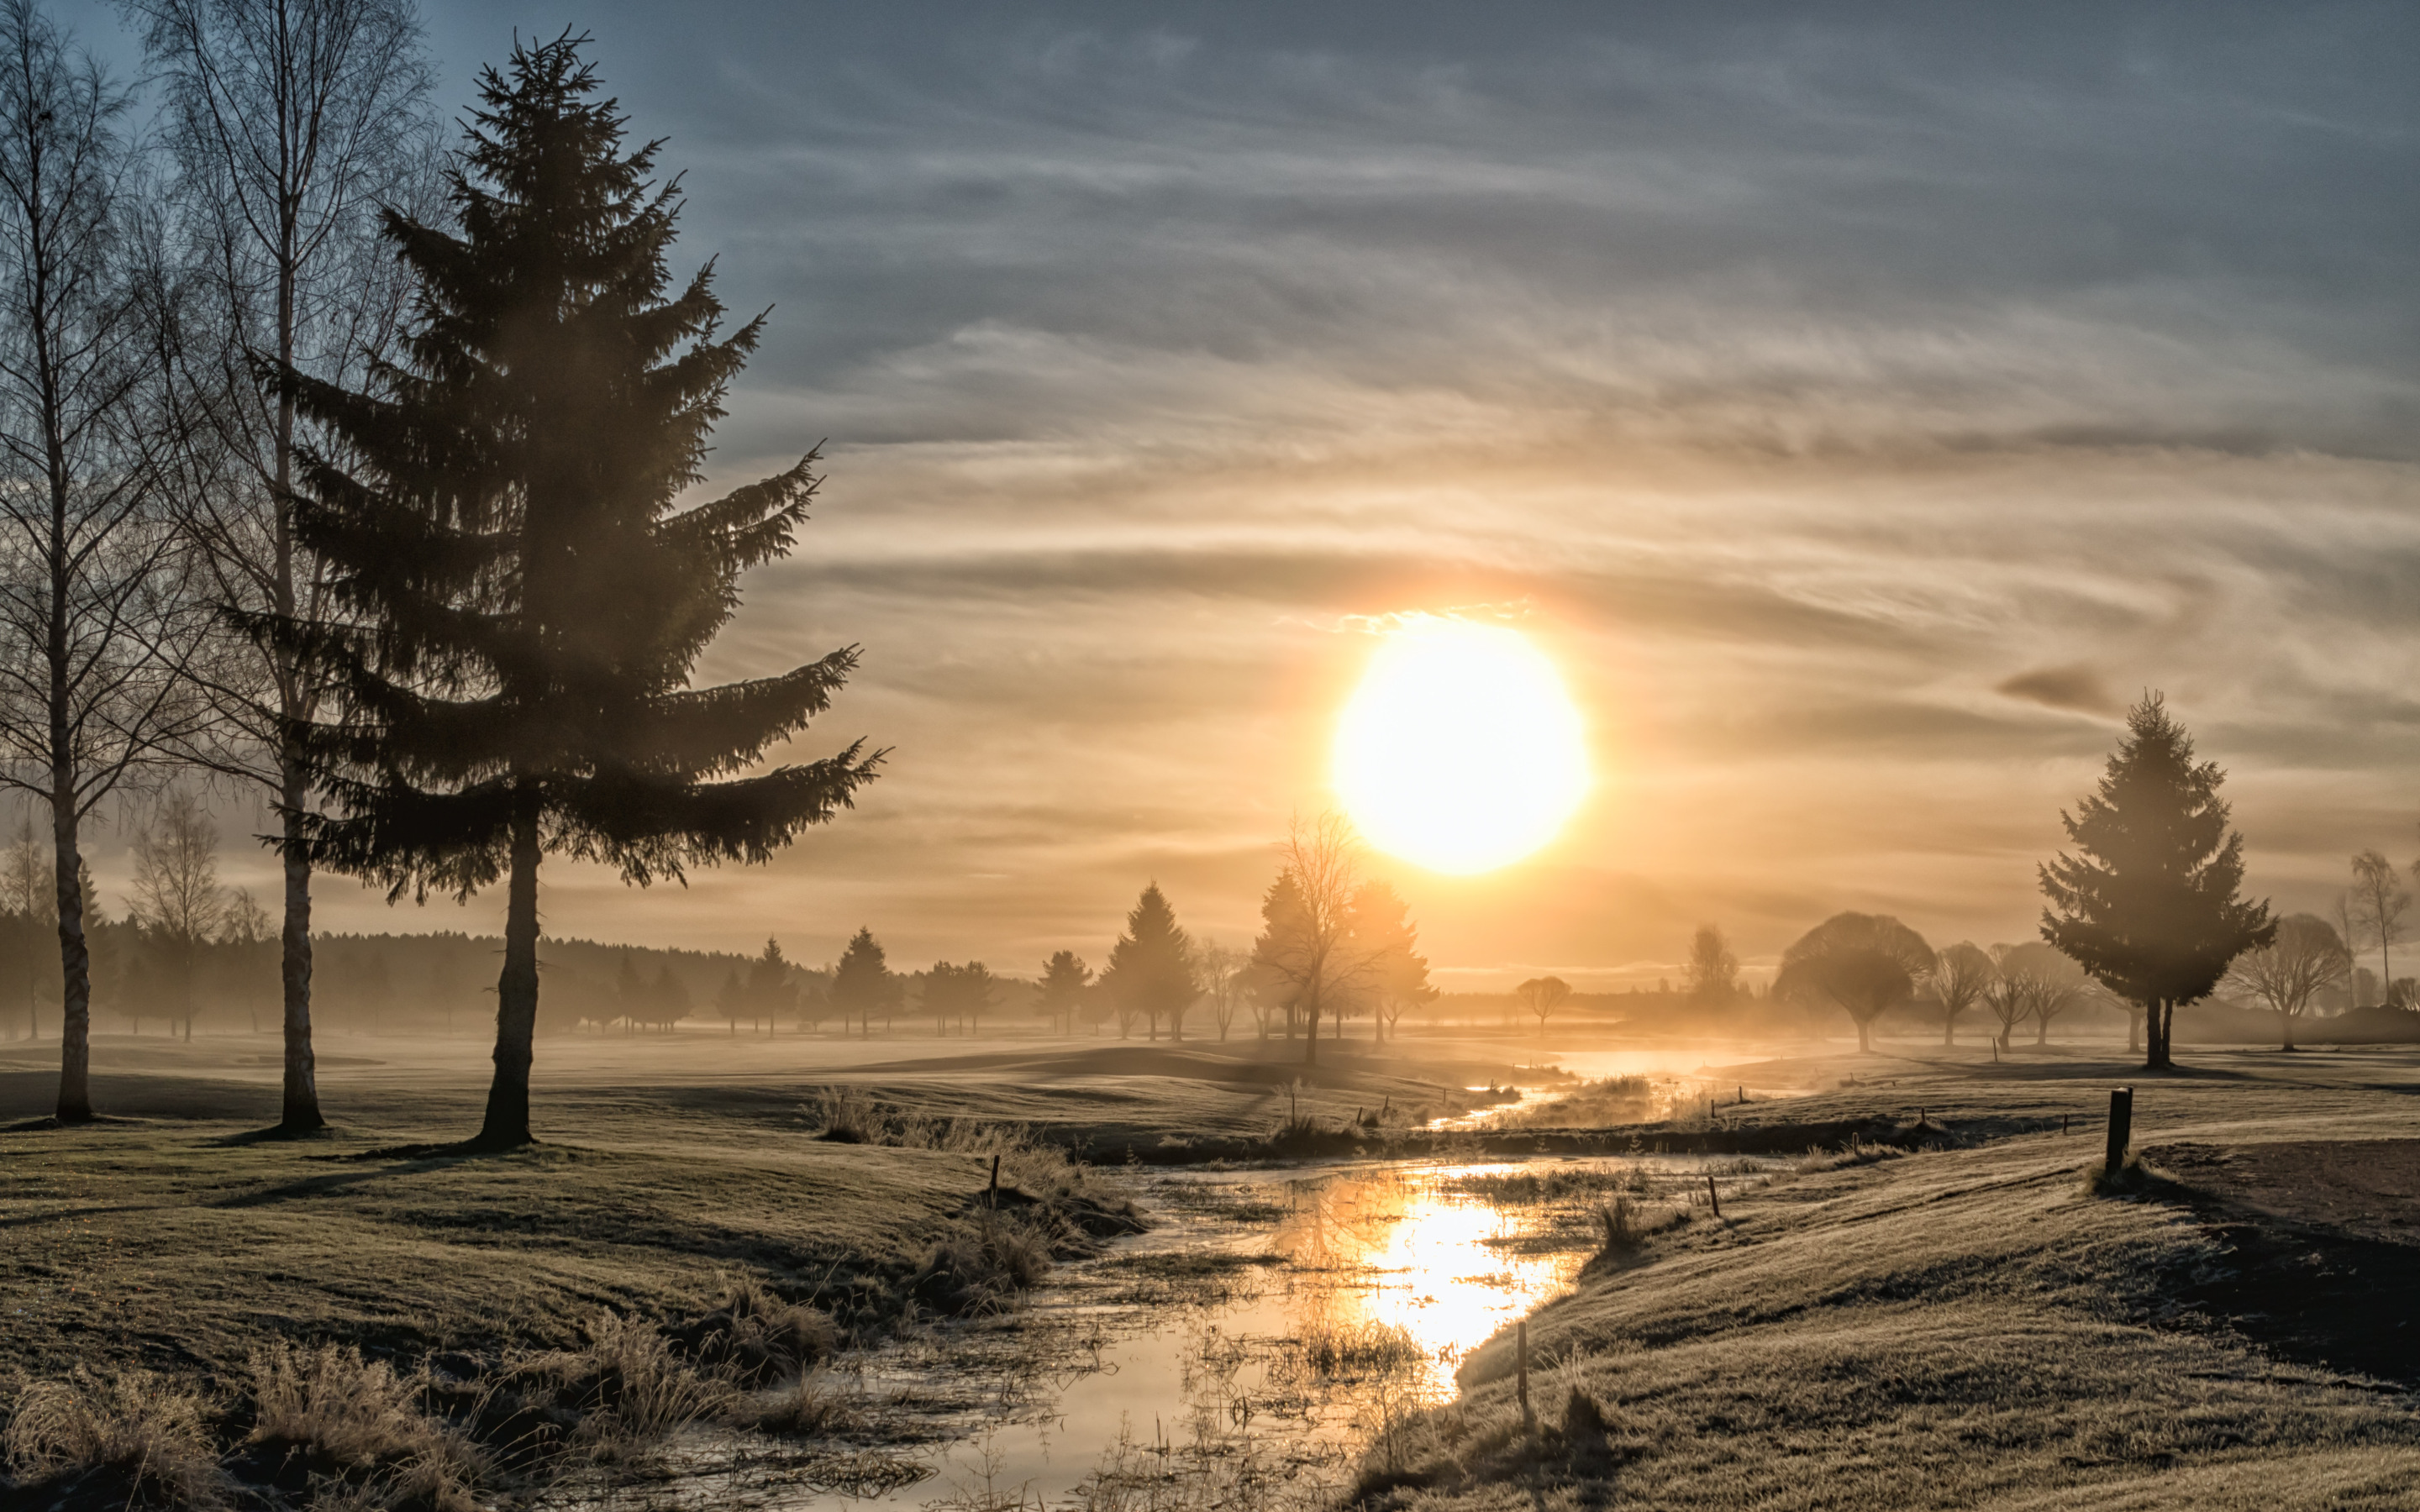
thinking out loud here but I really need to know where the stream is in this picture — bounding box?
[548,1149,1774,1512]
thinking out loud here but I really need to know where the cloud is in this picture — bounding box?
[212,1,2420,985]
[1996,664,2123,717]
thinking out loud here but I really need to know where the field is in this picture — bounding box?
[4,1028,2418,1509]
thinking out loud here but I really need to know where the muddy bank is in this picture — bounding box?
[1073,1109,2015,1165]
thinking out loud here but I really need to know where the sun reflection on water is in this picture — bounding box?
[1270,1165,1587,1397]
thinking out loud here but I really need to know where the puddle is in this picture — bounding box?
[546,1154,1773,1511]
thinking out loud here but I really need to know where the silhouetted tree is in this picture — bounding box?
[1685,925,1739,1005]
[713,968,743,1036]
[1516,975,1571,1035]
[1977,942,2083,1052]
[614,951,644,1034]
[1037,948,1090,1036]
[1980,946,2027,1051]
[1348,880,1432,1043]
[2348,850,2408,1000]
[1252,812,1371,1067]
[0,0,213,1122]
[1933,942,1992,1047]
[133,0,439,1135]
[1775,913,1933,1053]
[1248,869,1309,1040]
[2227,913,2350,1052]
[829,927,897,1038]
[647,963,688,1032]
[0,816,50,1038]
[744,937,794,1033]
[1102,883,1197,1042]
[1196,942,1247,1042]
[267,38,879,1147]
[126,790,234,1041]
[2040,695,2273,1071]
[923,959,995,1036]
[2021,943,2087,1046]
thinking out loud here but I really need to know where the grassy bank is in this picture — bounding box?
[1352,1047,2420,1511]
[0,1068,1138,1508]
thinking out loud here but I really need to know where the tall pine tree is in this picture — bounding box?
[2040,694,2272,1071]
[829,927,896,1038]
[270,35,878,1147]
[1102,883,1197,1041]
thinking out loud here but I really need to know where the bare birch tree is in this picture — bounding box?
[0,0,206,1122]
[2349,850,2410,1005]
[1197,940,1246,1042]
[126,788,232,1040]
[125,0,437,1131]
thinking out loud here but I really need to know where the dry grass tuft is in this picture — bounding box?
[912,1210,1055,1315]
[4,1366,231,1509]
[2084,1153,2160,1198]
[744,1368,865,1437]
[672,1277,838,1385]
[508,1313,728,1463]
[247,1342,449,1464]
[1793,1137,1907,1174]
[1589,1195,1692,1265]
[807,1088,1117,1207]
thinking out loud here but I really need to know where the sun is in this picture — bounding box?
[1332,618,1591,874]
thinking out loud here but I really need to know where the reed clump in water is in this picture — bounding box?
[1295,1320,1428,1379]
[1440,1163,1653,1205]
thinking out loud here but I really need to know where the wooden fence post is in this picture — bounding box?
[2104,1087,2133,1178]
[1707,1173,1721,1220]
[1518,1320,1534,1436]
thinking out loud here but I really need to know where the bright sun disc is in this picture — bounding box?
[1333,620,1589,874]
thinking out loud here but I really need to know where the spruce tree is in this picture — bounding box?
[1103,883,1198,1041]
[829,927,896,1038]
[1344,879,1432,1042]
[744,937,794,1033]
[1037,949,1091,1035]
[2040,694,2272,1070]
[271,35,877,1147]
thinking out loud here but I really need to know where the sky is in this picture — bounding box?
[46,2,2420,989]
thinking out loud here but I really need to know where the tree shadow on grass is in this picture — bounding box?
[3,1113,145,1131]
[213,1122,342,1147]
[204,1152,476,1208]
[2136,1157,2420,1391]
